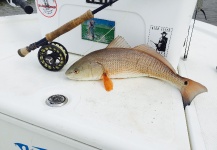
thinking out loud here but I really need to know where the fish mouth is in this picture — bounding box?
[65,71,83,80]
[65,74,78,80]
[65,70,74,79]
[65,71,69,77]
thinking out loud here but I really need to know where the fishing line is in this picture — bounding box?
[67,24,116,64]
[67,25,115,59]
[81,0,130,55]
[82,25,116,55]
[68,14,116,58]
[68,52,84,57]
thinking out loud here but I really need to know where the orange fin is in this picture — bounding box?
[102,73,113,91]
[180,78,207,108]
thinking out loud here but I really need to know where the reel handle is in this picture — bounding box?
[46,10,94,42]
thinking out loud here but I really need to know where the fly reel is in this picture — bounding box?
[38,42,69,71]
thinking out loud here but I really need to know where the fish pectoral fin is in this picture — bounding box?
[102,73,113,91]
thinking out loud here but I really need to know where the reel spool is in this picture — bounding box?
[38,42,69,71]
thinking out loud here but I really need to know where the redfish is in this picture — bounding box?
[65,36,207,106]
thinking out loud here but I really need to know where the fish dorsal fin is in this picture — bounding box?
[133,44,176,73]
[107,36,131,48]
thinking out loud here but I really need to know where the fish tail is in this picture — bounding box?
[180,78,207,108]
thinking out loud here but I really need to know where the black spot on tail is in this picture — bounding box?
[183,102,190,109]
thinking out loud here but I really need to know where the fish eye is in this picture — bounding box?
[74,68,79,74]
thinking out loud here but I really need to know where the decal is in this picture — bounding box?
[15,143,29,150]
[147,25,173,57]
[15,143,46,150]
[82,18,115,44]
[36,0,57,18]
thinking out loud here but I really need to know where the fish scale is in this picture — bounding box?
[91,48,178,85]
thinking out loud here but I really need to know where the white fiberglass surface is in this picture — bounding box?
[179,21,217,150]
[0,15,190,150]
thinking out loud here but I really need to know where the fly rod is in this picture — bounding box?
[18,0,119,57]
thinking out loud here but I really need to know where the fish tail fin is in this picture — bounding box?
[180,78,207,108]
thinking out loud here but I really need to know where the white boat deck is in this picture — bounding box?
[0,14,216,150]
[179,21,217,150]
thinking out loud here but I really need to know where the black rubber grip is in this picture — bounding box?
[13,0,33,14]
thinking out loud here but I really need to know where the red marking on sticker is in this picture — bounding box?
[36,0,57,18]
[38,4,56,9]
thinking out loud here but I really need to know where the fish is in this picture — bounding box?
[65,36,207,107]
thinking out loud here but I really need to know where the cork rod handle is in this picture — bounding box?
[46,10,94,42]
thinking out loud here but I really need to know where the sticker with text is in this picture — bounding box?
[147,25,173,57]
[36,0,57,18]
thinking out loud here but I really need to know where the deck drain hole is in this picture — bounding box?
[46,94,68,107]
